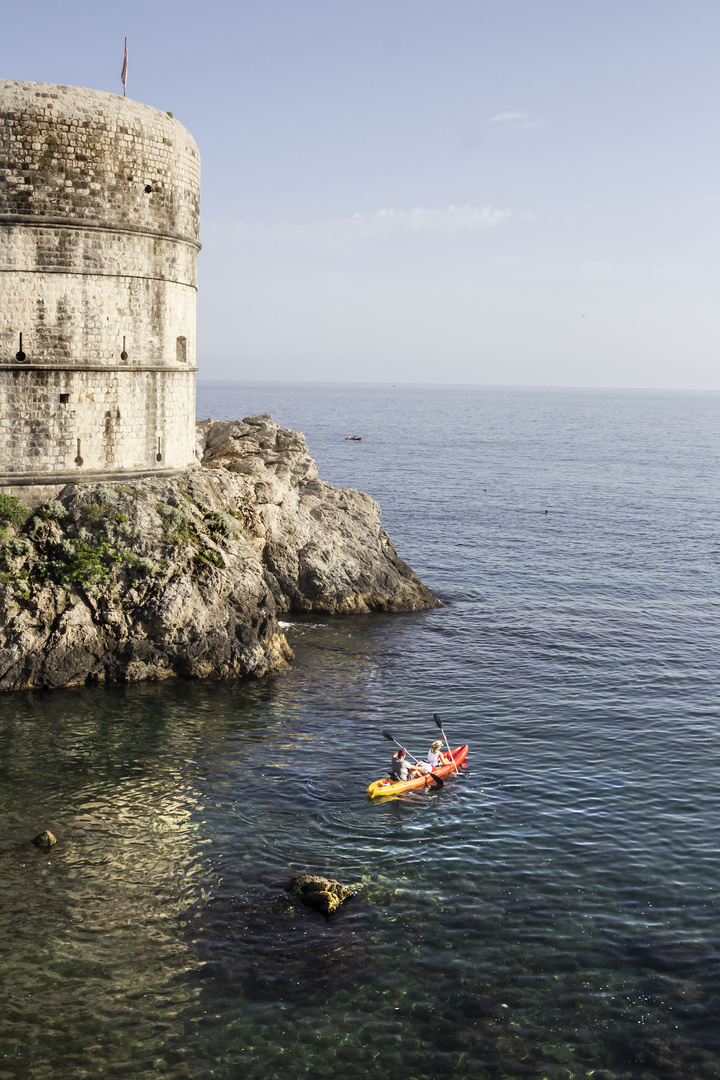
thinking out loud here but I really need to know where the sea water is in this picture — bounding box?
[1,383,719,1079]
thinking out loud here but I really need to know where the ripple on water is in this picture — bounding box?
[3,385,720,1077]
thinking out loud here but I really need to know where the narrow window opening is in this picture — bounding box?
[156,436,162,463]
[176,336,187,364]
[75,438,83,467]
[120,335,128,362]
[59,393,70,404]
[15,332,26,362]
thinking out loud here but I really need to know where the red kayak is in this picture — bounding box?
[367,744,468,798]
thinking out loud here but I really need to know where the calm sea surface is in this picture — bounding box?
[2,383,720,1079]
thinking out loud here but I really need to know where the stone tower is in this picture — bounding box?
[0,81,200,501]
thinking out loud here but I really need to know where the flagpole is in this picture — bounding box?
[121,37,128,97]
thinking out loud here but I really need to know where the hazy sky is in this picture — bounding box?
[2,1,718,388]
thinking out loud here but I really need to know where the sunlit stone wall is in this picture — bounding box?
[0,80,200,494]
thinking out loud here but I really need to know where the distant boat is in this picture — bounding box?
[344,435,362,441]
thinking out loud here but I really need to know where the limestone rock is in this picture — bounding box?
[32,830,57,849]
[199,416,439,615]
[286,874,354,916]
[0,416,438,691]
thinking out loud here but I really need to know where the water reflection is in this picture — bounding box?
[0,682,252,1078]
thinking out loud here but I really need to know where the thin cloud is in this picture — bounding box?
[488,110,548,131]
[342,205,510,237]
[210,205,511,246]
[489,111,531,124]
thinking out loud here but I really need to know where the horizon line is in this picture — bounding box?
[195,377,720,395]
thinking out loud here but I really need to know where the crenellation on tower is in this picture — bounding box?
[0,80,201,501]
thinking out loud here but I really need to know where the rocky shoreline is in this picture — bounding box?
[0,416,438,692]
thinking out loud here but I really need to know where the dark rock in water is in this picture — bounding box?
[286,874,353,916]
[31,830,56,849]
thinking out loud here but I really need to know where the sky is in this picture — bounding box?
[1,0,718,389]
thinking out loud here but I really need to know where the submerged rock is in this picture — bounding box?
[31,830,56,849]
[187,885,369,1003]
[286,874,354,916]
[0,417,438,691]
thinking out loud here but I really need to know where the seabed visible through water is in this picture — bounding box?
[2,382,720,1079]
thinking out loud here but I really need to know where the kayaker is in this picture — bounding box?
[426,739,450,768]
[391,748,425,782]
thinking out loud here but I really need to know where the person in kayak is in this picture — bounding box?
[426,739,450,768]
[391,748,425,782]
[411,739,450,776]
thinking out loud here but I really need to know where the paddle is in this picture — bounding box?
[380,729,444,789]
[433,713,459,775]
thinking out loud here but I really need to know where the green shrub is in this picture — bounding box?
[0,569,29,601]
[0,535,34,571]
[123,551,159,579]
[0,493,27,526]
[38,499,68,521]
[159,505,187,528]
[95,487,119,506]
[193,547,225,570]
[63,542,114,595]
[158,503,191,543]
[98,521,116,543]
[203,510,244,540]
[6,536,33,558]
[39,536,122,597]
[81,496,127,527]
[82,501,107,523]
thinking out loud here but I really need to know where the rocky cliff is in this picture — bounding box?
[0,417,438,691]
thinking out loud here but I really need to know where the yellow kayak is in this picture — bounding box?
[367,744,469,798]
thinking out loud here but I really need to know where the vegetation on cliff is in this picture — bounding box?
[0,417,438,691]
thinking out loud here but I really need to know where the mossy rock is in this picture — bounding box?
[286,874,353,917]
[32,830,57,849]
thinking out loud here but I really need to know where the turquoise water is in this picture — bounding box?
[2,384,720,1079]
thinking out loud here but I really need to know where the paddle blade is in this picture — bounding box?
[433,713,443,729]
[429,773,444,789]
[381,729,395,742]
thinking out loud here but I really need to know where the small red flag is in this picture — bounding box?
[121,38,128,96]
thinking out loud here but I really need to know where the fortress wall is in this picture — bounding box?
[0,81,201,483]
[0,227,197,284]
[0,271,196,367]
[0,82,199,237]
[0,367,196,481]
